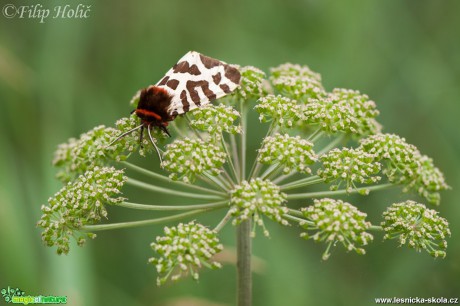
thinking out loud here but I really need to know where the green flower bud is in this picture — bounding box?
[149,222,223,285]
[230,178,288,237]
[189,104,242,137]
[270,63,325,101]
[236,66,267,100]
[255,95,302,128]
[161,138,227,183]
[359,134,449,205]
[381,201,450,258]
[304,89,381,136]
[37,166,126,254]
[317,148,381,193]
[300,198,373,260]
[258,133,317,174]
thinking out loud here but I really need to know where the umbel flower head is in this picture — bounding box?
[189,104,242,138]
[230,178,289,237]
[255,95,302,129]
[258,133,317,174]
[300,198,373,260]
[37,166,126,254]
[303,89,381,136]
[359,134,449,205]
[270,63,325,101]
[149,222,223,285]
[161,137,227,183]
[52,115,166,182]
[381,201,450,258]
[235,66,267,100]
[41,56,451,287]
[317,147,381,193]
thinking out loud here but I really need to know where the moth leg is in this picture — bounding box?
[106,124,143,148]
[147,125,163,164]
[160,125,171,137]
[139,125,144,148]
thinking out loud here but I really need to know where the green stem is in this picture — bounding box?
[82,208,217,231]
[230,133,241,179]
[116,200,228,211]
[286,183,395,200]
[280,175,323,191]
[184,113,203,139]
[283,214,313,225]
[260,164,281,180]
[287,208,304,218]
[240,100,247,182]
[122,161,224,196]
[126,177,224,200]
[237,219,252,306]
[247,121,277,180]
[200,172,229,192]
[214,210,234,232]
[272,172,296,184]
[369,225,383,231]
[221,135,239,182]
[317,134,346,155]
[307,128,323,142]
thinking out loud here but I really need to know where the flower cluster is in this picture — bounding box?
[149,222,223,285]
[300,198,373,260]
[52,125,122,182]
[189,104,242,138]
[270,63,325,101]
[359,134,449,204]
[303,89,381,136]
[236,66,267,100]
[317,147,381,193]
[258,133,317,174]
[161,138,227,183]
[37,166,126,254]
[412,155,450,205]
[52,115,161,182]
[255,95,302,128]
[381,201,450,258]
[229,178,288,236]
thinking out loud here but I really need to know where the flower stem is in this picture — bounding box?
[237,219,252,306]
[116,200,228,211]
[317,134,346,155]
[286,183,395,200]
[126,177,225,200]
[82,208,218,231]
[280,175,323,191]
[283,214,313,225]
[307,128,323,142]
[369,225,383,231]
[222,135,239,182]
[214,210,234,232]
[230,133,241,179]
[122,161,225,196]
[240,100,247,182]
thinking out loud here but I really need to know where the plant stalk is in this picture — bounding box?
[237,219,252,306]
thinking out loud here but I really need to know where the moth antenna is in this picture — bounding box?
[106,124,144,148]
[147,125,163,164]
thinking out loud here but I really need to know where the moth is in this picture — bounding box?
[110,51,241,161]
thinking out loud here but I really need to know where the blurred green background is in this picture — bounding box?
[1,0,459,305]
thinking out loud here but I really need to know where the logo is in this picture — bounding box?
[1,287,67,305]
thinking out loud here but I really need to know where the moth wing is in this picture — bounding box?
[156,51,241,116]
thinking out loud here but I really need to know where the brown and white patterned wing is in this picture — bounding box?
[156,51,241,116]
